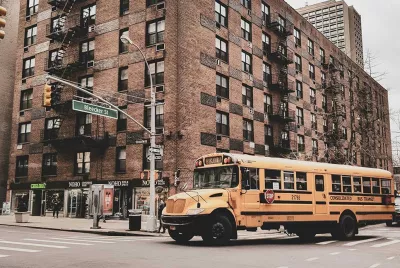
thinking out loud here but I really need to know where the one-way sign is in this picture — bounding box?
[149,147,161,154]
[147,155,162,161]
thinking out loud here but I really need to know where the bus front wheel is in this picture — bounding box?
[168,229,194,244]
[333,214,357,240]
[202,214,232,245]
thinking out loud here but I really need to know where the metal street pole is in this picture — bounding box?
[120,34,157,232]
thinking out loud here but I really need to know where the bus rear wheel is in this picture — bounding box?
[168,229,194,244]
[333,214,357,240]
[202,214,232,245]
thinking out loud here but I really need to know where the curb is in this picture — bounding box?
[0,223,165,237]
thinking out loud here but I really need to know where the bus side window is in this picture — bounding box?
[353,177,361,193]
[283,171,294,190]
[362,177,371,193]
[265,169,281,190]
[315,175,324,192]
[241,168,259,190]
[332,174,341,192]
[296,172,307,190]
[342,176,351,192]
[372,178,380,194]
[381,179,391,194]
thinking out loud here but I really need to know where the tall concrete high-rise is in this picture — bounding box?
[297,0,364,67]
[0,0,19,209]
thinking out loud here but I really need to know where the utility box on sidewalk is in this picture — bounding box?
[128,210,142,231]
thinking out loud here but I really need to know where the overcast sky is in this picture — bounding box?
[285,0,400,158]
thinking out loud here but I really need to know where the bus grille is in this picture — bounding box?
[166,199,186,213]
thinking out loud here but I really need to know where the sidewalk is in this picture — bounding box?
[0,214,166,237]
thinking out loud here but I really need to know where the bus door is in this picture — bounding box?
[314,174,328,214]
[241,167,260,210]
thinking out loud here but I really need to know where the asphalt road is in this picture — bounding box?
[0,224,400,268]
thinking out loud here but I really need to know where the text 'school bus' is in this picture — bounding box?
[161,153,394,245]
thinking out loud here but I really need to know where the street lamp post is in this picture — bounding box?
[120,33,157,232]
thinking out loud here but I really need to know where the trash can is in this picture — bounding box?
[128,210,142,231]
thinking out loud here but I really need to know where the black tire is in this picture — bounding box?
[168,229,194,244]
[336,214,357,240]
[201,214,232,246]
[386,221,393,227]
[296,231,316,242]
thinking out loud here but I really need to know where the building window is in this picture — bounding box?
[262,32,271,55]
[146,0,164,6]
[241,51,252,74]
[312,139,318,153]
[295,54,302,72]
[16,156,29,178]
[27,0,39,16]
[323,118,328,132]
[264,94,272,114]
[309,63,315,80]
[51,16,66,34]
[118,67,128,91]
[120,0,129,15]
[294,27,301,46]
[145,102,164,133]
[296,107,304,126]
[78,75,93,98]
[265,125,273,145]
[117,106,127,132]
[76,152,90,175]
[321,72,326,84]
[243,119,254,142]
[18,122,31,144]
[76,113,92,136]
[80,39,95,63]
[261,2,270,24]
[215,1,227,27]
[146,19,165,46]
[310,88,316,104]
[216,111,229,136]
[307,39,314,56]
[24,25,37,47]
[116,147,126,173]
[216,73,229,99]
[297,135,305,152]
[342,127,348,139]
[240,0,251,9]
[48,49,64,69]
[145,60,164,86]
[242,85,253,107]
[42,153,57,176]
[311,113,317,129]
[119,29,129,53]
[20,89,33,111]
[296,81,303,99]
[241,18,252,41]
[23,57,35,78]
[144,145,163,170]
[216,36,228,62]
[263,62,271,84]
[82,4,96,27]
[44,118,60,140]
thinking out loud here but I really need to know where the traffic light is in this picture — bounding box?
[0,6,6,40]
[43,84,52,107]
[51,84,61,106]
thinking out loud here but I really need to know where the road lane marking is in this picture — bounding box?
[344,237,383,246]
[0,255,9,258]
[0,240,68,249]
[0,246,40,253]
[24,239,93,246]
[330,252,341,255]
[371,240,400,248]
[387,256,395,260]
[306,257,319,261]
[348,249,357,251]
[317,240,338,245]
[50,238,115,244]
[369,263,380,268]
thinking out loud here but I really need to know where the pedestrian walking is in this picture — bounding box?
[158,199,166,233]
[53,199,60,218]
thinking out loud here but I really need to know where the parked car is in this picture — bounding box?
[386,196,400,226]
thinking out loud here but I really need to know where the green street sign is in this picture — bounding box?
[72,100,118,119]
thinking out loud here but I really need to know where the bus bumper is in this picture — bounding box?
[161,215,209,234]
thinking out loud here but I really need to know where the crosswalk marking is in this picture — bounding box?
[0,246,41,253]
[369,263,380,268]
[317,240,338,245]
[387,256,395,260]
[0,240,68,249]
[330,252,340,255]
[344,237,383,246]
[306,257,319,261]
[50,238,115,244]
[371,240,400,248]
[24,239,93,246]
[0,255,9,258]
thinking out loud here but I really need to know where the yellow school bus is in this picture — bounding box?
[161,153,394,245]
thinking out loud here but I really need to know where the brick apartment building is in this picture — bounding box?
[8,0,391,218]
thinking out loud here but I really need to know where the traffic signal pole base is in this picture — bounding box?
[144,215,157,232]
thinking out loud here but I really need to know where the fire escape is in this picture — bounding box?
[321,56,345,164]
[265,12,296,155]
[41,0,109,153]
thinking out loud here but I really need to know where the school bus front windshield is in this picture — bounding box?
[193,166,239,189]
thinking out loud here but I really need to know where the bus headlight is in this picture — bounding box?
[186,208,205,215]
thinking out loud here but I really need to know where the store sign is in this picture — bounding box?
[140,178,169,187]
[107,180,129,187]
[68,181,93,188]
[31,183,46,189]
